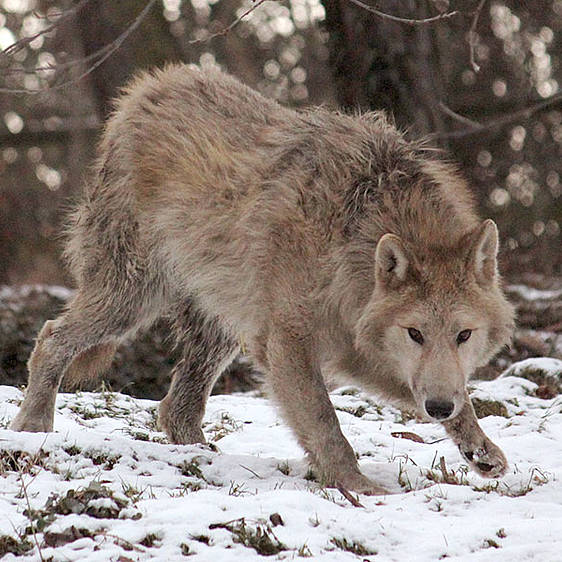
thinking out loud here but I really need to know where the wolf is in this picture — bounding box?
[10,64,515,494]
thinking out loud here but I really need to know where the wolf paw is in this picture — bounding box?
[161,422,207,445]
[158,416,206,445]
[9,412,53,433]
[158,398,207,445]
[331,471,388,496]
[461,438,507,478]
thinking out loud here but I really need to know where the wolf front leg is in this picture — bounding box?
[266,324,386,495]
[442,392,508,478]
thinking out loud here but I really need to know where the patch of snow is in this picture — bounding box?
[0,284,73,301]
[501,357,562,377]
[0,357,561,560]
[507,284,562,301]
[42,285,74,300]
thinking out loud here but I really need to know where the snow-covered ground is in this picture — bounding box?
[0,358,561,561]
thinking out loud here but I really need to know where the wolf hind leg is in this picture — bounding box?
[63,341,118,389]
[10,286,161,433]
[158,300,239,444]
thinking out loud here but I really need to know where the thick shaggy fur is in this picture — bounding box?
[11,65,515,494]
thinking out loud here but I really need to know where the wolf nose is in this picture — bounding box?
[425,399,454,420]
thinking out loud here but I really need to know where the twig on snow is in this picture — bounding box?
[337,485,365,508]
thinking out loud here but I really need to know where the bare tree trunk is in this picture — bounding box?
[321,0,449,137]
[75,0,183,117]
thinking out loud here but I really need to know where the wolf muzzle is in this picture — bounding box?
[425,399,454,420]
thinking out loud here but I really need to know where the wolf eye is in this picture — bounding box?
[407,328,424,345]
[457,329,472,345]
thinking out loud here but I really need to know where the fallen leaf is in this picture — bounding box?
[391,431,424,443]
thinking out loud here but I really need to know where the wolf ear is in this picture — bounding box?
[375,234,409,289]
[469,219,499,286]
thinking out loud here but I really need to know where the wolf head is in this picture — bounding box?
[355,219,515,421]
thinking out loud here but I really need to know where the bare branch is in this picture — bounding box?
[438,101,482,129]
[2,0,265,81]
[188,0,269,45]
[0,0,94,61]
[189,0,457,47]
[346,0,459,25]
[3,40,126,77]
[430,0,450,13]
[0,0,159,95]
[468,0,487,72]
[0,116,100,144]
[439,92,562,138]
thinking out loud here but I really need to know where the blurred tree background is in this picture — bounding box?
[0,0,561,286]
